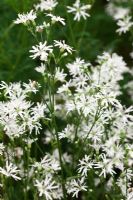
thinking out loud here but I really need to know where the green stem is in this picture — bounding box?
[83,105,101,143]
[64,0,76,48]
[46,65,67,199]
[77,104,101,158]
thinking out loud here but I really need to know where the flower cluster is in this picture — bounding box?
[106,0,133,34]
[67,0,91,21]
[14,10,37,25]
[0,81,45,138]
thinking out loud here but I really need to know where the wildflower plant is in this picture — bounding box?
[0,0,133,200]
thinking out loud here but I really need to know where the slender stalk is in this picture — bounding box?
[64,0,76,48]
[53,115,67,199]
[76,104,101,159]
[83,105,101,144]
[46,65,67,199]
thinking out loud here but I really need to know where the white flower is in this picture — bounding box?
[116,16,133,35]
[54,40,73,54]
[118,106,133,124]
[0,81,45,137]
[116,171,132,198]
[21,113,42,135]
[35,0,58,11]
[106,3,130,20]
[93,52,128,90]
[30,42,53,61]
[67,0,91,21]
[97,52,127,75]
[86,124,103,144]
[94,154,116,178]
[66,58,90,77]
[65,99,76,113]
[55,68,67,82]
[23,80,40,94]
[0,162,21,180]
[47,14,65,26]
[72,74,89,89]
[67,177,87,198]
[51,183,63,199]
[0,81,23,98]
[14,10,37,25]
[115,7,129,20]
[57,82,71,94]
[33,154,60,173]
[31,102,46,120]
[58,124,75,141]
[97,90,121,108]
[74,94,97,117]
[35,63,46,74]
[35,175,59,199]
[41,155,60,172]
[23,138,38,146]
[1,116,25,137]
[128,191,133,200]
[0,143,5,155]
[78,155,93,177]
[36,22,50,32]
